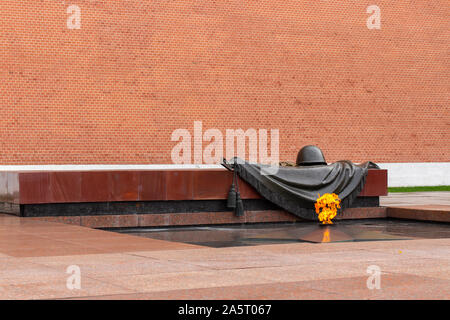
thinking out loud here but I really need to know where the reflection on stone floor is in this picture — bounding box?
[118,219,450,248]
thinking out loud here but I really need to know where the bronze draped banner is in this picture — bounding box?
[230,158,380,220]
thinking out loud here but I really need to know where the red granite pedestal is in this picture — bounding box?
[0,169,388,228]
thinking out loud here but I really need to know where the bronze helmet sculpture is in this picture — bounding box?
[296,145,327,166]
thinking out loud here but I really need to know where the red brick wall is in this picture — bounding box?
[0,1,449,164]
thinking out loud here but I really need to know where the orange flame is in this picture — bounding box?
[322,228,330,242]
[315,193,341,224]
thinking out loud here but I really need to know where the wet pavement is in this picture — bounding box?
[0,191,449,299]
[1,213,449,299]
[118,219,450,248]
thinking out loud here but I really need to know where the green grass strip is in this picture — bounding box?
[388,186,450,192]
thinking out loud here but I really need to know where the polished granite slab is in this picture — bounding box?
[118,219,450,248]
[0,169,387,205]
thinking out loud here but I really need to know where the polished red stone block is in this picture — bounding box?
[49,172,82,203]
[80,172,113,202]
[139,171,167,201]
[166,171,194,200]
[359,169,388,196]
[0,169,387,205]
[193,170,232,200]
[110,171,140,201]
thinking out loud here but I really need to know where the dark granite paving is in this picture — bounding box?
[117,219,450,248]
